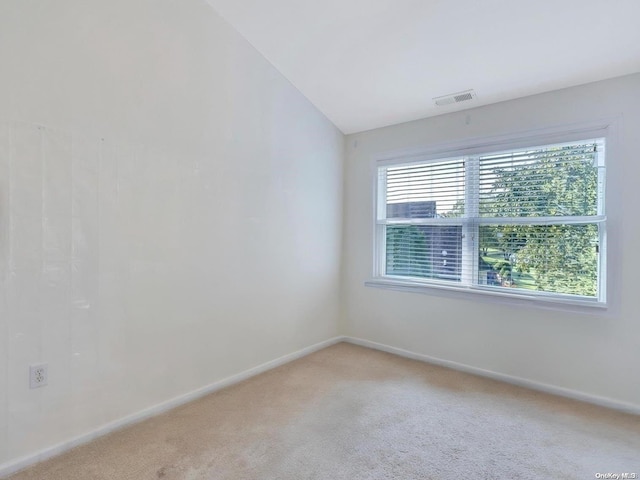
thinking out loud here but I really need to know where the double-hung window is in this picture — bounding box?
[373,134,607,306]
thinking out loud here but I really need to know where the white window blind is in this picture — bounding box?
[375,138,606,304]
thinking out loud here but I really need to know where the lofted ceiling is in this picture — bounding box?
[205,0,640,134]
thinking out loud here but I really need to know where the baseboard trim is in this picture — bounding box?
[0,335,345,479]
[343,336,640,416]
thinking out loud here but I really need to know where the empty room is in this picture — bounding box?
[1,0,639,478]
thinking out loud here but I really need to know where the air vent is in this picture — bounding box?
[434,89,476,106]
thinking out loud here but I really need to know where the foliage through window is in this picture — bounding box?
[376,138,606,304]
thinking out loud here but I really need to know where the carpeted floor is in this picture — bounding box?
[6,342,640,479]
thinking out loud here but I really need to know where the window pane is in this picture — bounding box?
[386,225,462,281]
[478,224,598,297]
[386,160,465,218]
[479,143,599,217]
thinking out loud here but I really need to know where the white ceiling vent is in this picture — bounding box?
[433,89,477,106]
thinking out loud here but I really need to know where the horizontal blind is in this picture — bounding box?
[477,223,599,297]
[385,159,465,218]
[385,225,463,281]
[475,141,603,298]
[377,137,605,301]
[478,142,600,218]
[383,159,465,281]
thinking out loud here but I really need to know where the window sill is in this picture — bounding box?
[364,278,608,314]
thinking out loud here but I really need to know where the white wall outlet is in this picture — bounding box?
[29,363,48,389]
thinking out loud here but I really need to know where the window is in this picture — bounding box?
[373,134,607,306]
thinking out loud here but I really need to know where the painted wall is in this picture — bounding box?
[342,73,640,409]
[0,0,343,468]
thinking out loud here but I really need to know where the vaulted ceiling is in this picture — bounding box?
[206,0,640,134]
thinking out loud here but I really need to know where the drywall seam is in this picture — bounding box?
[344,336,640,416]
[0,336,346,479]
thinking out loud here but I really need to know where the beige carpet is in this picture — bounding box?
[6,342,640,479]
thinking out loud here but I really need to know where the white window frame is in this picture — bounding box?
[367,121,614,311]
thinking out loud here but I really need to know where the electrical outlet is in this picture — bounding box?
[29,363,48,389]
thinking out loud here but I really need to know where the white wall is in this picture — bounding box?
[0,0,343,468]
[343,73,640,409]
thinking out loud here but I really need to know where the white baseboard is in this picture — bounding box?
[343,336,640,416]
[4,334,636,478]
[0,336,345,479]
